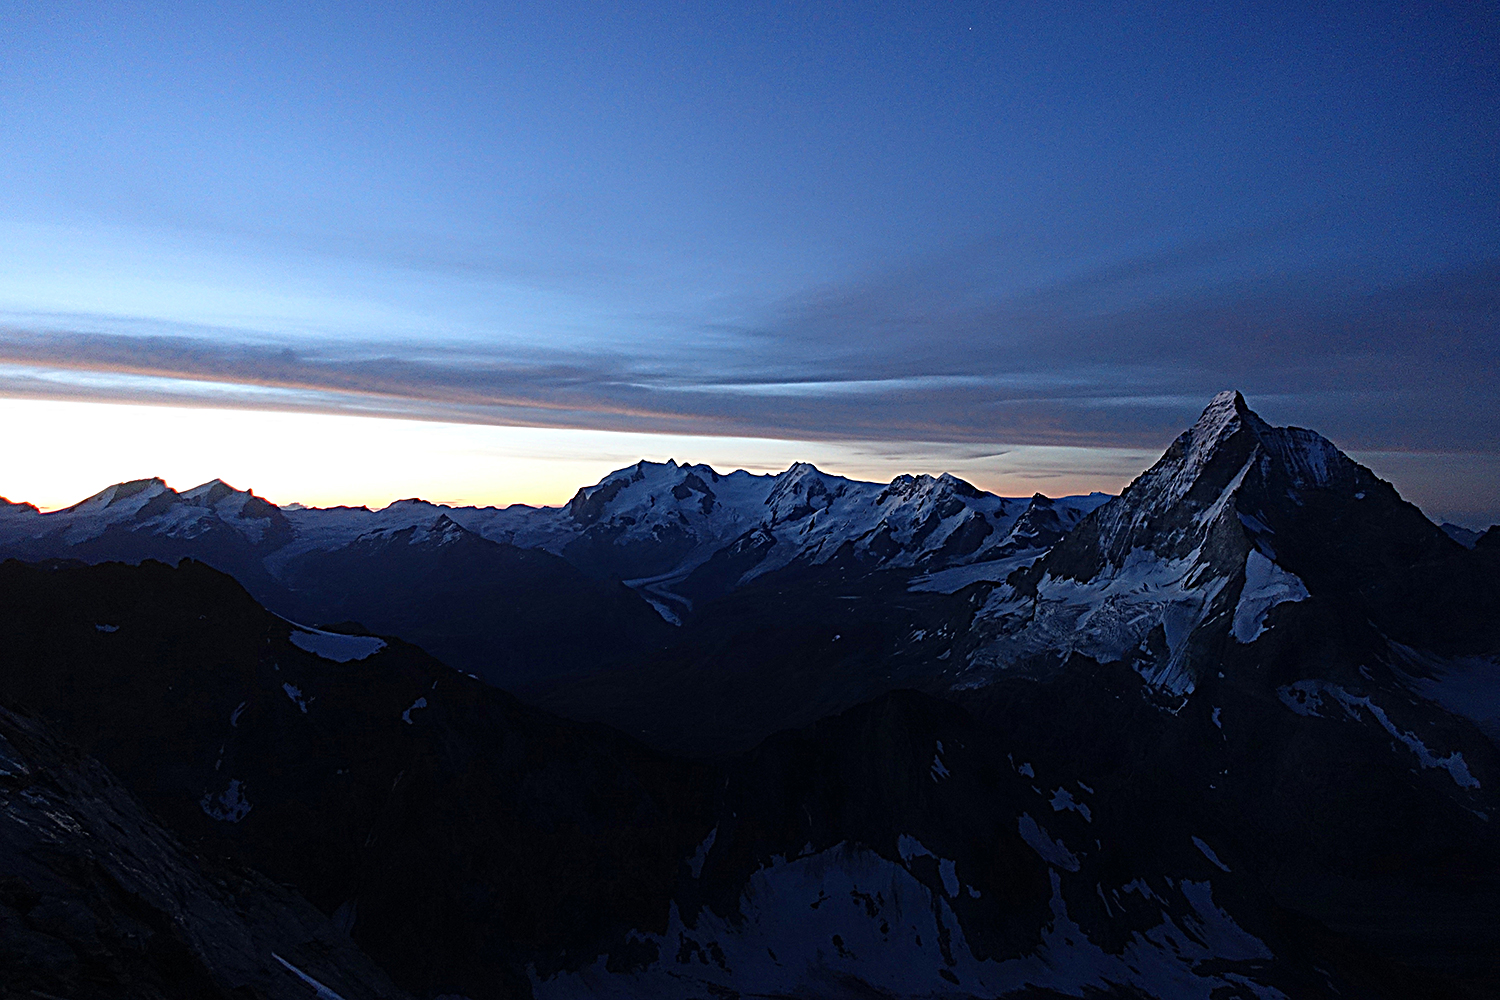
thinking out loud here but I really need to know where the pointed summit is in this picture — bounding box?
[181,479,243,506]
[1202,388,1252,419]
[963,391,1467,696]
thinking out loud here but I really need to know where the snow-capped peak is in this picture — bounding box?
[62,477,171,516]
[179,479,241,505]
[764,463,850,525]
[960,392,1417,697]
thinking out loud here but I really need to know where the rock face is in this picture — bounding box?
[1,392,1498,998]
[0,702,408,1000]
[959,390,1492,695]
[3,552,1498,998]
[0,558,711,1000]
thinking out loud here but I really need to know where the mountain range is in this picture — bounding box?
[1,391,1498,999]
[0,453,1107,691]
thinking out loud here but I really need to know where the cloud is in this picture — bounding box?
[0,252,1495,455]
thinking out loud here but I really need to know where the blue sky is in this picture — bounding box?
[0,2,1496,522]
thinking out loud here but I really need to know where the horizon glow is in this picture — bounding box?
[0,4,1494,522]
[3,397,1493,529]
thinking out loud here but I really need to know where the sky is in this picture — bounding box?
[0,2,1496,523]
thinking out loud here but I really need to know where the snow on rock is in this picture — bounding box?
[906,551,1045,594]
[282,683,308,713]
[531,846,1284,1000]
[200,778,252,822]
[292,459,1108,607]
[0,462,1112,612]
[1017,813,1081,871]
[406,515,468,546]
[17,477,294,549]
[964,547,1230,696]
[688,827,717,879]
[930,740,950,782]
[1277,680,1481,789]
[271,953,350,1000]
[1050,787,1092,822]
[289,627,387,662]
[1193,836,1232,872]
[401,697,428,724]
[1232,550,1308,642]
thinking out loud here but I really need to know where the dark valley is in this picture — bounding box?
[1,393,1498,999]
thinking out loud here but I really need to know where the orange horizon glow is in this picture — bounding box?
[3,396,1495,528]
[4,396,1158,513]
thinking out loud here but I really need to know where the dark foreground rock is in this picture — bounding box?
[0,702,407,999]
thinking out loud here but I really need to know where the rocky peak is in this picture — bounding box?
[61,477,171,516]
[359,513,473,549]
[1138,390,1266,515]
[765,463,845,524]
[1040,404,1229,579]
[1056,391,1354,575]
[566,477,630,525]
[965,392,1481,696]
[409,513,471,547]
[937,472,985,498]
[877,472,990,507]
[180,478,240,506]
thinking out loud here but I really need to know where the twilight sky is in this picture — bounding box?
[1,2,1496,523]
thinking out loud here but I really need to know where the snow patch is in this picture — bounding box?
[1050,787,1092,822]
[401,697,428,724]
[969,546,1230,695]
[1277,681,1480,788]
[1232,550,1308,642]
[1017,813,1080,871]
[896,834,933,863]
[930,740,950,782]
[282,683,308,713]
[688,827,717,878]
[289,626,387,662]
[271,952,349,1000]
[1192,836,1231,872]
[200,778,252,822]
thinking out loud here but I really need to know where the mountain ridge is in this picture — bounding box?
[956,390,1493,697]
[0,460,1112,644]
[1,391,1498,996]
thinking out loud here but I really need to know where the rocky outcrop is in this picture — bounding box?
[959,391,1496,695]
[0,702,407,999]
